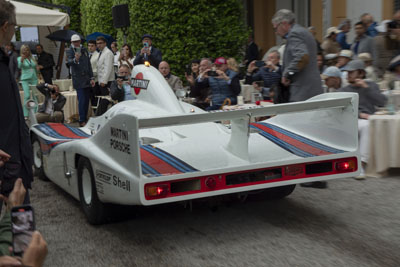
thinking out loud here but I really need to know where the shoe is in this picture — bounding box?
[354,163,366,180]
[300,181,328,189]
[79,122,86,127]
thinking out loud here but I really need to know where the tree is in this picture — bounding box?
[52,0,82,34]
[114,0,249,78]
[80,0,116,37]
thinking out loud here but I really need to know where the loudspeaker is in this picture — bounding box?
[112,4,130,28]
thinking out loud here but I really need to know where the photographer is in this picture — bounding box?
[133,34,162,68]
[110,64,135,102]
[35,83,66,123]
[245,50,282,100]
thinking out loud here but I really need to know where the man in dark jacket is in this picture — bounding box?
[133,34,162,68]
[67,34,95,126]
[5,42,18,81]
[36,44,55,84]
[35,83,66,123]
[0,0,33,202]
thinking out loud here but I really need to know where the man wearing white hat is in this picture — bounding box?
[321,27,341,54]
[67,34,95,127]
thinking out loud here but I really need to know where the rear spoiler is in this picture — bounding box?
[90,93,358,178]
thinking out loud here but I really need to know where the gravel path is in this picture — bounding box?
[30,173,400,267]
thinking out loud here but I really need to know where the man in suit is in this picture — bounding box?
[96,36,114,96]
[0,0,33,202]
[35,83,66,123]
[133,34,162,68]
[67,34,95,127]
[4,42,18,82]
[244,35,259,67]
[272,9,323,103]
[272,9,324,188]
[87,39,99,106]
[36,44,55,84]
[95,36,115,116]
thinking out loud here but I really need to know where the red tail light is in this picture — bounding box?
[145,184,169,198]
[335,160,356,172]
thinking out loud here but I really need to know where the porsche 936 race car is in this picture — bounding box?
[29,64,360,224]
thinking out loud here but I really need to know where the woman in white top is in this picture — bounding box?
[118,44,135,70]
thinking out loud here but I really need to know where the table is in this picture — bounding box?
[366,113,400,177]
[52,79,73,92]
[19,89,79,123]
[240,84,259,103]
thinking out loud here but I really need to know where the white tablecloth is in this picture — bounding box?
[367,113,400,177]
[20,90,78,123]
[240,84,258,103]
[52,79,73,92]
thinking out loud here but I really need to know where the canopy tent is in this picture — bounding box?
[11,0,70,27]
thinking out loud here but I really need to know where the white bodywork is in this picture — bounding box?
[30,65,360,206]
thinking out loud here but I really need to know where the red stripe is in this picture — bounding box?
[47,123,86,139]
[140,148,182,175]
[252,124,332,156]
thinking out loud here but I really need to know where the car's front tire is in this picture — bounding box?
[77,157,108,225]
[32,135,48,181]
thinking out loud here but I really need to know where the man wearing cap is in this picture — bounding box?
[321,27,341,54]
[196,57,241,110]
[322,66,342,92]
[351,21,375,59]
[67,34,95,127]
[133,34,162,68]
[339,59,387,178]
[272,9,323,103]
[158,61,183,93]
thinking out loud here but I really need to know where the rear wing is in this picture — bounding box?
[90,93,359,178]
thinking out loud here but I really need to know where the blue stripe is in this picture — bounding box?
[251,125,313,158]
[146,146,198,172]
[66,125,91,138]
[141,145,198,173]
[141,162,161,177]
[259,122,345,154]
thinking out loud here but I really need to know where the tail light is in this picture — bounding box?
[335,159,356,172]
[145,184,169,198]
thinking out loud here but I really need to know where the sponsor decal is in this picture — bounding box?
[132,72,149,95]
[110,127,130,154]
[113,175,131,192]
[95,170,112,195]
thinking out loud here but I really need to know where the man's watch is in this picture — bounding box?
[287,71,295,81]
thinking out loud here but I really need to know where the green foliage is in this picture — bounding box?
[80,0,116,37]
[51,0,82,33]
[115,0,250,79]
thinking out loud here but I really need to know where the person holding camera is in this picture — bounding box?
[245,50,282,100]
[35,83,66,123]
[133,34,162,69]
[195,57,241,110]
[110,64,136,102]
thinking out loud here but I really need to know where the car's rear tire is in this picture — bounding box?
[247,184,296,201]
[32,135,48,181]
[77,157,108,225]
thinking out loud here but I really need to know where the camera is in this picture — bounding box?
[11,205,35,256]
[50,88,56,94]
[255,61,266,68]
[207,70,218,77]
[117,75,129,81]
[185,64,192,75]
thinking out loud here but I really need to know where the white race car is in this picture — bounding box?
[30,65,360,224]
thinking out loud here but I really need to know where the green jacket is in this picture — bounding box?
[17,57,38,81]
